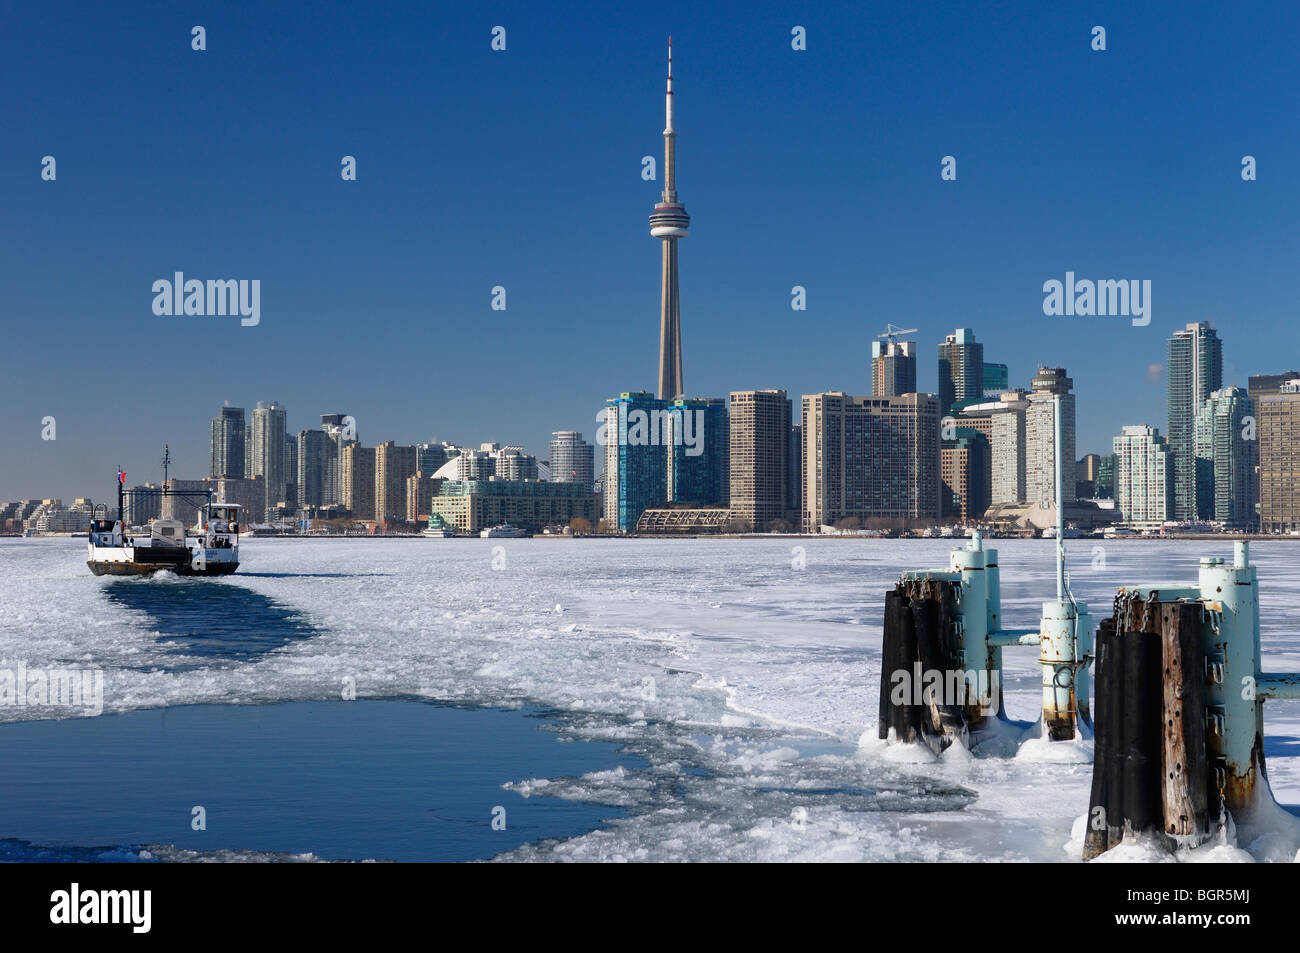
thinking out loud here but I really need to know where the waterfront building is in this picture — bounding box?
[602,391,669,532]
[1193,386,1257,529]
[1113,425,1174,528]
[729,389,794,529]
[800,392,940,532]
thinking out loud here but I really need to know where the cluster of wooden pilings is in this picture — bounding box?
[1083,591,1211,859]
[878,578,990,749]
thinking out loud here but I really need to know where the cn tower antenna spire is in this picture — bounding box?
[665,37,673,133]
[650,36,690,401]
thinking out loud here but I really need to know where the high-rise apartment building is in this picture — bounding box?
[941,431,989,522]
[982,363,1009,395]
[1193,387,1257,528]
[1095,454,1116,499]
[296,429,335,509]
[937,328,984,419]
[249,401,288,521]
[320,414,355,505]
[728,390,793,529]
[871,340,917,397]
[787,423,802,519]
[375,442,417,522]
[494,446,539,482]
[1168,322,1223,520]
[1077,453,1101,498]
[549,432,595,492]
[602,392,669,532]
[800,392,940,532]
[209,405,246,479]
[961,390,1030,506]
[1258,379,1300,533]
[1248,372,1300,399]
[283,434,298,510]
[1113,425,1173,528]
[1025,367,1077,506]
[405,472,441,522]
[340,444,376,523]
[667,397,728,506]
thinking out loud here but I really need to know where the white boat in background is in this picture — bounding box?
[480,524,528,538]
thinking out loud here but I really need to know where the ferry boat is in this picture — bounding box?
[480,523,528,538]
[86,471,240,576]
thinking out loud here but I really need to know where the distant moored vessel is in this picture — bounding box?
[480,524,527,538]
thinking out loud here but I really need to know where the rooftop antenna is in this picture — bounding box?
[161,444,171,484]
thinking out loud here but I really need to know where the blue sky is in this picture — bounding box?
[5,1,1299,499]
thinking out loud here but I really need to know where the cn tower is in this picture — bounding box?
[650,37,690,401]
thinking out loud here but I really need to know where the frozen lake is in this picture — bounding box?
[2,535,1299,861]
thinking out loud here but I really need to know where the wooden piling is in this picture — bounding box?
[1083,617,1116,860]
[1160,602,1208,837]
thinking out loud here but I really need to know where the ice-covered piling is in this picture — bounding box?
[1083,541,1300,859]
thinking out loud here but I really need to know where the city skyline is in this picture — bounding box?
[6,4,1300,500]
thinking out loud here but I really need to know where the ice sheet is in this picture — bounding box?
[3,536,1298,862]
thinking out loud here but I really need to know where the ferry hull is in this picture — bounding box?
[87,560,240,577]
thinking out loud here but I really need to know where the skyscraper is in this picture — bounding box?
[209,404,246,479]
[416,442,452,478]
[870,340,917,397]
[296,428,335,509]
[375,442,417,522]
[667,397,728,506]
[650,39,690,401]
[340,444,376,522]
[1077,453,1101,499]
[321,414,355,505]
[1095,454,1116,499]
[729,390,793,529]
[962,390,1030,506]
[1258,378,1300,533]
[549,432,595,492]
[937,328,984,419]
[800,392,940,532]
[283,434,298,510]
[1167,322,1223,520]
[1025,367,1077,506]
[602,391,669,531]
[1193,386,1257,529]
[941,431,989,522]
[982,363,1009,395]
[249,400,287,521]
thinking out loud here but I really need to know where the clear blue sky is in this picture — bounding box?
[5,0,1299,499]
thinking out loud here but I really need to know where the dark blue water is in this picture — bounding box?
[102,579,319,668]
[0,699,642,862]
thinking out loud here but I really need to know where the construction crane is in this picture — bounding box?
[876,324,918,344]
